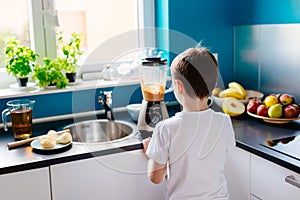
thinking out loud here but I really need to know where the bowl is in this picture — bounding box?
[212,90,264,108]
[126,103,142,122]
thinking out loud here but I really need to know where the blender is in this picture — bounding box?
[137,57,169,134]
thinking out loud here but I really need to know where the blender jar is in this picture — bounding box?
[139,58,168,102]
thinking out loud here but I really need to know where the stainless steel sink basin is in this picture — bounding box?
[61,119,138,144]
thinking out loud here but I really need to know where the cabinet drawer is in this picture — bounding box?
[50,150,167,200]
[251,154,300,200]
[0,167,51,200]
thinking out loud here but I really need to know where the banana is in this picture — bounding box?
[219,88,245,100]
[228,82,246,99]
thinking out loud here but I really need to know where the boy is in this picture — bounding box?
[143,46,236,200]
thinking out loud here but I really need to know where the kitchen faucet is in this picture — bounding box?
[98,91,114,120]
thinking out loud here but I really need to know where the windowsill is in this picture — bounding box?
[0,78,141,99]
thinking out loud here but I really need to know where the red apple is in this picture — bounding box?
[247,99,261,114]
[283,104,300,118]
[279,93,293,105]
[257,104,268,117]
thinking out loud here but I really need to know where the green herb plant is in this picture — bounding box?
[4,37,38,78]
[32,57,68,89]
[58,32,84,73]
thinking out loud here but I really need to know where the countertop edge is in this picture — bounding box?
[0,143,143,175]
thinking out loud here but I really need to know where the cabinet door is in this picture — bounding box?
[0,167,51,200]
[251,154,300,200]
[50,150,167,200]
[224,147,251,200]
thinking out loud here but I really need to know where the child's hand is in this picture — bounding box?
[142,137,151,154]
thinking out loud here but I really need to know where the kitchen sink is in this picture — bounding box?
[60,119,138,144]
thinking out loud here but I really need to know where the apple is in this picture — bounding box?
[257,104,268,117]
[279,93,293,105]
[247,98,261,114]
[283,104,300,118]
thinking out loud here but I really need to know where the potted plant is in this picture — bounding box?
[57,32,84,83]
[4,38,39,87]
[32,57,68,89]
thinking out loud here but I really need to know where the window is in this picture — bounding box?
[0,0,153,89]
[55,0,138,63]
[0,0,30,67]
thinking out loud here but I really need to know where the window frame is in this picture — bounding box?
[0,0,155,91]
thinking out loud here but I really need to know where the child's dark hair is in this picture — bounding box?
[171,47,218,99]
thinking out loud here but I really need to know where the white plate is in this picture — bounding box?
[9,82,37,91]
[30,139,72,151]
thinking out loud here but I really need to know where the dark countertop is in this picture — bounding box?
[0,106,299,175]
[232,114,300,173]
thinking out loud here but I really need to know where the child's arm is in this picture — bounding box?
[142,138,167,184]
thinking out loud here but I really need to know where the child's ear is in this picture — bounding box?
[175,79,184,93]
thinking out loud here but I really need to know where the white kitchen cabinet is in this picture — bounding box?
[251,154,300,200]
[224,146,251,200]
[50,149,167,200]
[0,167,51,200]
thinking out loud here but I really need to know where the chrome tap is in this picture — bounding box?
[98,91,114,120]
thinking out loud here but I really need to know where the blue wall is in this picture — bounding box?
[0,84,177,123]
[0,85,144,123]
[233,0,300,25]
[159,0,235,86]
[158,0,300,87]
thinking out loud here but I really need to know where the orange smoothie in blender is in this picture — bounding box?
[142,83,165,102]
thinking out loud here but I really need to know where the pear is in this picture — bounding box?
[268,103,282,118]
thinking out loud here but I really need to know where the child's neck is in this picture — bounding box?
[182,96,209,112]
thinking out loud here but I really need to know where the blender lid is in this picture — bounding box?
[142,57,167,66]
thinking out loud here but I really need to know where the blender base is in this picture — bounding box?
[137,100,169,133]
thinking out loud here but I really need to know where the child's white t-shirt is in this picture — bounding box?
[146,109,236,200]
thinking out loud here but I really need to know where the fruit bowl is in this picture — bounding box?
[247,111,300,124]
[212,90,264,108]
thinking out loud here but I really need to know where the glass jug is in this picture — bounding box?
[139,57,168,102]
[2,99,35,140]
